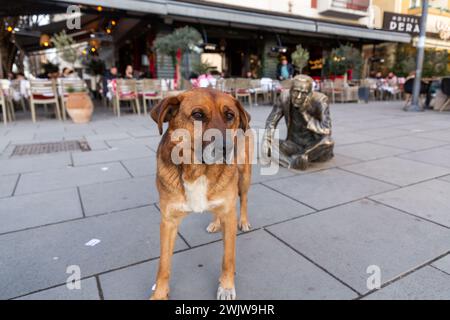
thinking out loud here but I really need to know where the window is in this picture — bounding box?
[410,0,421,9]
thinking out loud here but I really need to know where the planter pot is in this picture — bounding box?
[66,92,93,124]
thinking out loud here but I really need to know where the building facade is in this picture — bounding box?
[38,0,447,79]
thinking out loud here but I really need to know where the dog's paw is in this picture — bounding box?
[239,220,252,232]
[206,221,222,233]
[217,286,236,300]
[150,293,169,300]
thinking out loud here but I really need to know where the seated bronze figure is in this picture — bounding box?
[262,75,334,170]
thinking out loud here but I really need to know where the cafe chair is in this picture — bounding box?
[29,79,62,123]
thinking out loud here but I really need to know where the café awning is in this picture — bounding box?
[48,0,412,43]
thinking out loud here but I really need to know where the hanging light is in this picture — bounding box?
[6,25,13,32]
[97,6,103,12]
[111,20,116,26]
[106,28,111,34]
[40,34,51,47]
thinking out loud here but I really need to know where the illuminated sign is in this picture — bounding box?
[383,12,421,34]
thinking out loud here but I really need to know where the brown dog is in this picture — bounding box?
[150,88,252,300]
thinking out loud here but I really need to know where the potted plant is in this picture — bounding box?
[291,44,310,75]
[325,44,363,80]
[153,26,203,89]
[65,85,93,124]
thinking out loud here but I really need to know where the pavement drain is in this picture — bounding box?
[11,140,91,157]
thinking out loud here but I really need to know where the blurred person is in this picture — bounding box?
[124,65,134,79]
[103,66,119,98]
[276,57,294,81]
[62,67,79,79]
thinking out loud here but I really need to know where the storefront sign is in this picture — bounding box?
[383,12,421,34]
[436,20,450,40]
[309,59,323,70]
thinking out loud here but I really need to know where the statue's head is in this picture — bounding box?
[291,75,313,110]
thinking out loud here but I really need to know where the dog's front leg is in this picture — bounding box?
[151,211,184,300]
[216,207,237,300]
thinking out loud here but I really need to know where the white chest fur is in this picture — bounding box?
[173,175,223,213]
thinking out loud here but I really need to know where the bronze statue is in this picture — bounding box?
[262,75,334,170]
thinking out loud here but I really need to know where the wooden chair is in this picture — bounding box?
[59,79,88,120]
[321,80,335,103]
[333,78,347,103]
[223,78,235,95]
[403,78,428,109]
[139,79,163,115]
[9,80,27,113]
[0,80,15,125]
[250,79,264,105]
[29,79,61,123]
[234,78,253,106]
[114,79,141,117]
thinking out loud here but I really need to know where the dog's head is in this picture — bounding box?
[151,88,251,163]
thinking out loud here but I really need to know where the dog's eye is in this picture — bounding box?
[225,112,235,121]
[192,111,205,121]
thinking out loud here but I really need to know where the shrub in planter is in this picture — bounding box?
[66,86,93,124]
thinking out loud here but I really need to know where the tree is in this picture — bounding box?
[325,44,362,78]
[291,45,310,74]
[153,26,202,87]
[192,61,216,75]
[52,30,78,67]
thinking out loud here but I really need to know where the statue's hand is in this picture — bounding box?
[262,137,272,159]
[301,111,311,122]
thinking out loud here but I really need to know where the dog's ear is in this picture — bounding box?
[234,99,251,130]
[150,95,182,135]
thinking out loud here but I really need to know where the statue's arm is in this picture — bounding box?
[265,103,284,131]
[304,96,332,136]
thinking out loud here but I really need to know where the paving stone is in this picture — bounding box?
[0,206,186,299]
[302,153,361,171]
[79,176,159,216]
[106,137,160,150]
[264,168,395,210]
[371,180,450,227]
[17,277,100,300]
[358,127,410,139]
[343,157,450,186]
[15,162,131,195]
[0,174,18,198]
[432,255,450,275]
[178,184,315,247]
[127,128,160,138]
[251,163,299,184]
[399,147,450,169]
[0,188,83,234]
[334,142,408,161]
[83,139,109,151]
[84,133,131,141]
[0,153,72,176]
[364,267,450,300]
[99,230,357,300]
[417,129,450,142]
[121,157,156,177]
[72,145,152,166]
[374,136,448,151]
[332,132,376,146]
[0,140,9,154]
[267,199,450,294]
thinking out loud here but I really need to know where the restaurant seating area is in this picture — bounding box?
[1,76,449,125]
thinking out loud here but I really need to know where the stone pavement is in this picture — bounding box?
[1,101,450,300]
